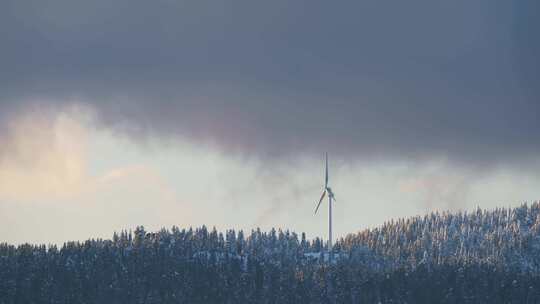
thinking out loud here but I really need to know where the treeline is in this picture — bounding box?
[341,202,540,271]
[1,202,540,303]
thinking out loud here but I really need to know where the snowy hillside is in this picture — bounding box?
[340,202,540,273]
[1,203,540,303]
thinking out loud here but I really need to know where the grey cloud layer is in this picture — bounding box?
[1,0,539,164]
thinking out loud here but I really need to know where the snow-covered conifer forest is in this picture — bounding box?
[2,202,540,303]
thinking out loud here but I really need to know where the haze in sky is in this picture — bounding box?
[0,0,539,244]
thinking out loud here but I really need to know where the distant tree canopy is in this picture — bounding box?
[2,203,540,303]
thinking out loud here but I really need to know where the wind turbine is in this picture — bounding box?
[314,153,337,262]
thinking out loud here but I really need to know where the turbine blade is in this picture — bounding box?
[314,190,327,214]
[325,153,329,188]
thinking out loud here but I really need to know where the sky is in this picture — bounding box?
[0,0,539,245]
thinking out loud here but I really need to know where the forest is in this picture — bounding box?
[2,202,540,303]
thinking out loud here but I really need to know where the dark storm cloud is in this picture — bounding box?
[1,0,539,164]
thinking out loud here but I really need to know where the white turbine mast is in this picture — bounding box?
[314,152,336,262]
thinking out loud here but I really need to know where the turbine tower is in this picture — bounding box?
[314,153,337,262]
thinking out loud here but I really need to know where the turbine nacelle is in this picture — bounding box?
[327,187,336,201]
